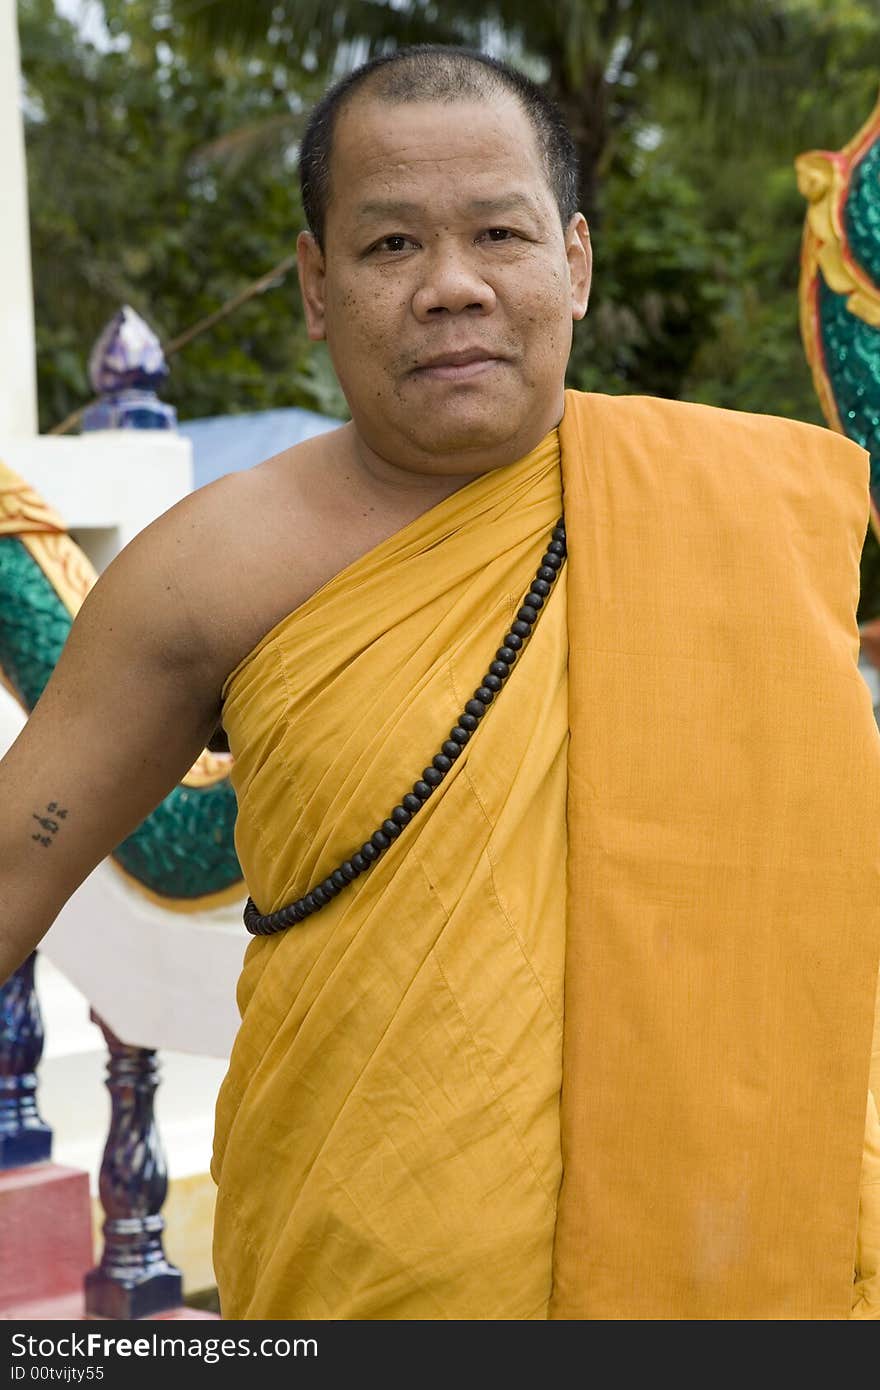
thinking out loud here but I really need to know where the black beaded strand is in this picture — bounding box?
[243,514,567,936]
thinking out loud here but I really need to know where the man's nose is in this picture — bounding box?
[411,246,496,319]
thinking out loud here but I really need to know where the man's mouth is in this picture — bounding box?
[411,349,506,382]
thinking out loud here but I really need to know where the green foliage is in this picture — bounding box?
[19,0,328,428]
[20,0,880,609]
[859,528,880,625]
[566,152,736,400]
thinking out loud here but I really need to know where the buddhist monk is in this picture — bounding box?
[1,45,878,1320]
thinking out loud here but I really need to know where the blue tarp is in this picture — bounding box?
[178,406,341,490]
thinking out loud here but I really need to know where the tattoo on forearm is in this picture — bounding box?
[30,800,68,848]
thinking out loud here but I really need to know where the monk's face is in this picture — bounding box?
[297,93,591,479]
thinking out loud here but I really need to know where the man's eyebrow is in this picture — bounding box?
[353,193,539,223]
[354,200,423,223]
[464,195,539,216]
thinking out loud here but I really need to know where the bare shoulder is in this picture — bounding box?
[121,418,460,699]
[114,425,354,693]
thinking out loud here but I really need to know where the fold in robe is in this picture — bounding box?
[214,427,567,1318]
[212,391,880,1319]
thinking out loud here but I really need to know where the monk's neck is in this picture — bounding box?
[342,420,558,507]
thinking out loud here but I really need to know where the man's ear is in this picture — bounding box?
[297,230,327,341]
[566,213,592,321]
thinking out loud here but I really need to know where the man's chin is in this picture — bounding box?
[402,392,524,460]
[412,425,518,465]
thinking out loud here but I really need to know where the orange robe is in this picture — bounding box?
[212,392,880,1318]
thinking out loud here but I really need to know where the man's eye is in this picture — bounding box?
[484,228,514,242]
[374,235,412,253]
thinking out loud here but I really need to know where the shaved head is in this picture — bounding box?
[299,45,579,252]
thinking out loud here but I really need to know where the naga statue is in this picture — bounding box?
[0,302,245,912]
[0,462,243,911]
[797,91,880,535]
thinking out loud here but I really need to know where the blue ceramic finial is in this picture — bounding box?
[81,306,177,431]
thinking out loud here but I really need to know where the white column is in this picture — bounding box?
[0,2,38,437]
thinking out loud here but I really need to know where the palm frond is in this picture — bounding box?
[188,111,304,172]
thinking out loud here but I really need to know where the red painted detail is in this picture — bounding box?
[0,1163,220,1322]
[832,128,880,292]
[0,1163,93,1311]
[0,1291,86,1321]
[146,1307,220,1320]
[0,1291,220,1321]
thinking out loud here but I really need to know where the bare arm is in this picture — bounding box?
[0,495,227,983]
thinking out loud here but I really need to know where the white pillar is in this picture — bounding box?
[0,2,38,437]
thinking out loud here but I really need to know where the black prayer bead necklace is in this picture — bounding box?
[243,513,567,936]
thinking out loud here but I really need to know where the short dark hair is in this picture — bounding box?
[299,45,579,251]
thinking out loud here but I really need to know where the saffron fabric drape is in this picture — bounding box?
[215,427,567,1318]
[213,393,880,1319]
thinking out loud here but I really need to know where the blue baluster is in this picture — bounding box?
[0,951,52,1168]
[84,1011,182,1319]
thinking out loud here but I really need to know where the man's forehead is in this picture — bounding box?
[352,191,543,226]
[324,93,555,235]
[333,90,540,170]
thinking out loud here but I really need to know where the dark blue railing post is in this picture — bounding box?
[0,951,52,1168]
[84,1011,182,1319]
